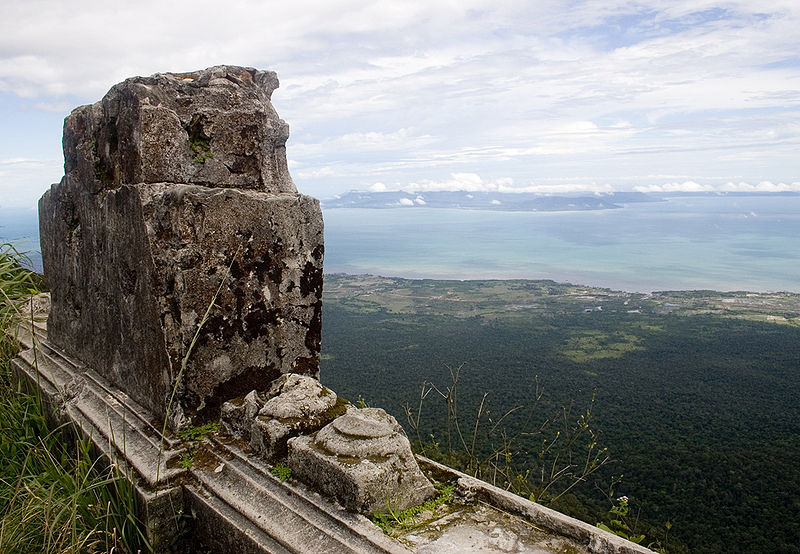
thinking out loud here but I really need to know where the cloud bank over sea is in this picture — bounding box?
[362,173,800,197]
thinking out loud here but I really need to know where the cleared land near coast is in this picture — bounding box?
[321,274,800,554]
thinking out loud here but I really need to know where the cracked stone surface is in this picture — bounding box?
[400,503,586,554]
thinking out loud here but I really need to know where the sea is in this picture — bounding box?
[2,195,799,293]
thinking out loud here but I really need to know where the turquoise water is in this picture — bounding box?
[3,195,799,292]
[323,196,800,292]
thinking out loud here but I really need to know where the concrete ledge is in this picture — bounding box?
[8,312,408,553]
[416,457,655,554]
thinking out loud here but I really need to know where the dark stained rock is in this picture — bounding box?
[39,66,323,429]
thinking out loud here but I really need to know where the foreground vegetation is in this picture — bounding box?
[321,274,800,554]
[0,244,146,553]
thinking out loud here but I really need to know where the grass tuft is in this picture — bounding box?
[1,243,148,553]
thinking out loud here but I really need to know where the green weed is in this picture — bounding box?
[372,484,455,534]
[1,244,148,553]
[178,422,220,442]
[270,463,292,482]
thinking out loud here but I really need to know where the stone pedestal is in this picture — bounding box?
[288,408,436,514]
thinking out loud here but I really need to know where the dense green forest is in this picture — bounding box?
[320,275,800,553]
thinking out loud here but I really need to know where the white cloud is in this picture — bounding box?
[397,198,414,206]
[296,166,336,179]
[1,0,799,207]
[365,176,800,195]
[399,173,506,193]
[718,181,800,192]
[634,181,714,192]
[634,181,800,193]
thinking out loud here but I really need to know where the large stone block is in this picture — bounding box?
[39,66,323,429]
[62,66,294,192]
[249,374,348,459]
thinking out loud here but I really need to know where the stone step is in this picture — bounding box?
[188,438,410,553]
[13,339,186,487]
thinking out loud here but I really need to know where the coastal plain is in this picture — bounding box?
[321,274,800,554]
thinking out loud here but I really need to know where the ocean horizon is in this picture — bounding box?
[3,194,799,293]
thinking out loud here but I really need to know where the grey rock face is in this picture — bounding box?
[39,66,323,429]
[288,408,436,515]
[221,390,264,440]
[250,374,347,459]
[63,66,294,192]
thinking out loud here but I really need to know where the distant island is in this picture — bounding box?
[321,190,800,212]
[322,190,656,211]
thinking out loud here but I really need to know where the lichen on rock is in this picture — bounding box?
[288,408,436,515]
[39,66,324,429]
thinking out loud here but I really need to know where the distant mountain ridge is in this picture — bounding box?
[322,190,658,211]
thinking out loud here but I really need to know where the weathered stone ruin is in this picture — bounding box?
[12,66,655,553]
[39,65,323,429]
[290,408,436,514]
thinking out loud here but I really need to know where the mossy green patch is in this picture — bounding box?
[372,483,456,535]
[563,331,644,363]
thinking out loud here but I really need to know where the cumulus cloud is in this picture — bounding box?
[635,181,714,193]
[396,173,513,193]
[378,174,624,195]
[718,181,800,192]
[636,181,800,193]
[2,0,799,206]
[369,176,800,195]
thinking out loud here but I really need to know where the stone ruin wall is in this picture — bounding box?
[38,66,439,519]
[39,66,323,429]
[29,69,660,550]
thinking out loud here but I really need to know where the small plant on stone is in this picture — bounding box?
[595,484,673,552]
[177,452,194,469]
[372,483,455,535]
[178,422,220,442]
[597,495,645,544]
[270,463,292,482]
[191,138,213,163]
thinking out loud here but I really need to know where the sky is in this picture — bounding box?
[1,0,799,208]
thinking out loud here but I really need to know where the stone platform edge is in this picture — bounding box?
[7,298,653,554]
